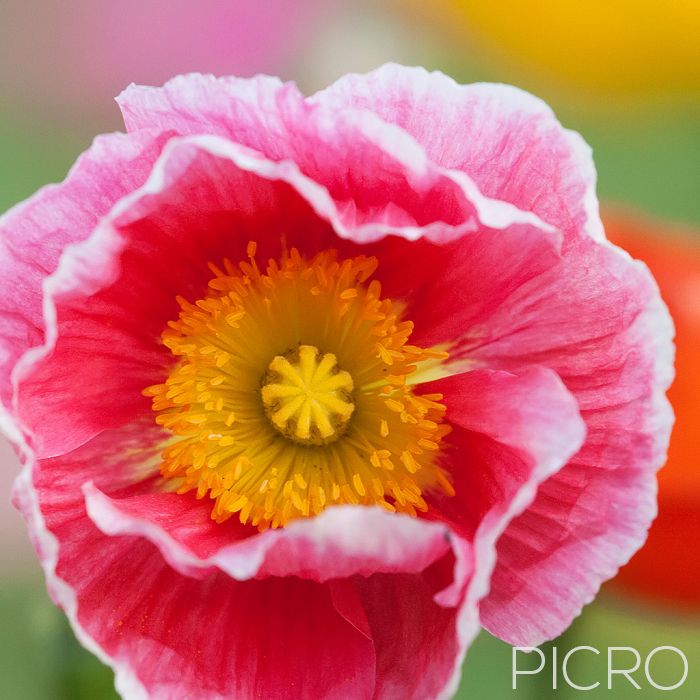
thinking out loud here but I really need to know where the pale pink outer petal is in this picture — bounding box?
[453,236,674,643]
[11,415,476,699]
[116,71,554,236]
[0,129,170,412]
[288,79,679,644]
[312,63,604,244]
[295,71,673,645]
[480,288,674,644]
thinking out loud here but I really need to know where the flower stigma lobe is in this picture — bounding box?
[261,345,355,445]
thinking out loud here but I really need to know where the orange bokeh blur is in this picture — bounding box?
[606,210,700,607]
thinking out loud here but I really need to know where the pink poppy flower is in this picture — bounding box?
[0,65,672,698]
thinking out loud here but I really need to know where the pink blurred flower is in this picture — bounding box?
[0,66,672,698]
[2,0,335,120]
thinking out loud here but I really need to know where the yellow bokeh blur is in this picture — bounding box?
[431,0,700,103]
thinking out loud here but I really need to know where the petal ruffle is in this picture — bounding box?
[419,368,586,640]
[313,63,603,244]
[14,417,477,699]
[425,367,587,541]
[84,484,459,583]
[0,130,169,412]
[117,71,552,236]
[460,238,675,643]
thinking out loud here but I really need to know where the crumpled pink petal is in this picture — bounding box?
[457,237,674,643]
[12,412,475,699]
[312,63,603,244]
[424,367,587,539]
[0,130,170,412]
[117,71,553,236]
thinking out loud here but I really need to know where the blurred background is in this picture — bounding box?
[1,1,698,697]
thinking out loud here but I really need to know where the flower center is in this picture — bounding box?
[261,345,354,445]
[144,243,454,530]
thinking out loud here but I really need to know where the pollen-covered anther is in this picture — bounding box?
[144,245,454,530]
[261,345,355,445]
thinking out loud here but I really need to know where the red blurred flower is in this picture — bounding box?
[606,211,700,608]
[0,67,672,697]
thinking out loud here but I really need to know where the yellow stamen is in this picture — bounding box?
[144,245,453,530]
